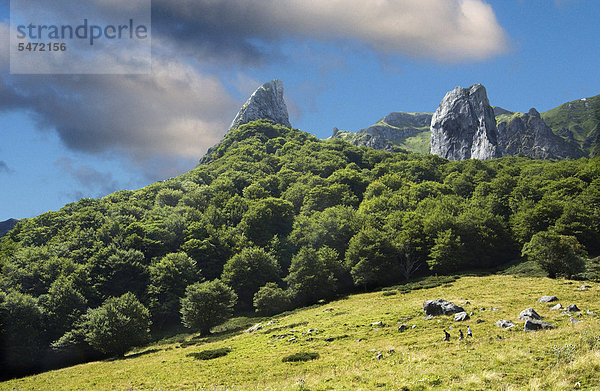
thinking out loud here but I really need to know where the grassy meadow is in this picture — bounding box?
[2,274,600,390]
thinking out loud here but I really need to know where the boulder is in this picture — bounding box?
[454,312,470,322]
[538,296,558,303]
[430,84,500,161]
[524,319,555,331]
[518,308,542,321]
[496,319,515,329]
[229,79,291,131]
[565,304,580,312]
[245,323,262,333]
[423,299,465,316]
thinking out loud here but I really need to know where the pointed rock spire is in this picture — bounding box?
[430,84,500,160]
[229,79,291,131]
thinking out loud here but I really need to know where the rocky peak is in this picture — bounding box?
[497,107,583,159]
[229,79,291,131]
[430,84,500,160]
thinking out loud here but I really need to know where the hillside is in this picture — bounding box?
[542,95,600,157]
[331,112,432,153]
[0,219,18,238]
[1,119,599,379]
[3,274,600,390]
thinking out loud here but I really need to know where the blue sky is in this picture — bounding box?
[1,0,599,221]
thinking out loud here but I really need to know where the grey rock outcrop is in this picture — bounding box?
[524,319,555,331]
[423,299,465,316]
[454,312,470,322]
[565,304,580,312]
[496,319,515,329]
[497,108,584,159]
[538,296,558,303]
[229,79,291,131]
[518,308,542,321]
[430,84,500,160]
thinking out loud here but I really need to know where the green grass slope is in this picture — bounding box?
[542,95,600,157]
[3,274,599,390]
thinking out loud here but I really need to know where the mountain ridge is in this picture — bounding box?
[331,86,600,160]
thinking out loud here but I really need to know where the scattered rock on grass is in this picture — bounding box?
[578,285,592,291]
[538,296,558,303]
[398,324,408,332]
[565,304,580,312]
[550,304,563,311]
[454,312,470,322]
[518,308,542,321]
[524,319,555,331]
[587,310,597,316]
[371,321,384,327]
[496,320,515,329]
[423,299,465,316]
[245,323,262,333]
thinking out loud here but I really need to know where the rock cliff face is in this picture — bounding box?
[497,108,584,159]
[229,79,291,131]
[430,84,500,160]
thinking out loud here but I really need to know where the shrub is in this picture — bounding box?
[253,282,291,316]
[80,292,151,357]
[187,347,231,360]
[180,279,237,336]
[522,231,587,278]
[282,352,320,362]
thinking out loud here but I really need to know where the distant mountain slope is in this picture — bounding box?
[542,94,600,157]
[330,112,432,153]
[0,218,18,238]
[496,108,585,159]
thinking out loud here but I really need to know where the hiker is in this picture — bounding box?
[459,329,464,340]
[467,326,472,338]
[443,330,450,341]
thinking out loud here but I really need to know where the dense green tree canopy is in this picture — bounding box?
[1,120,599,376]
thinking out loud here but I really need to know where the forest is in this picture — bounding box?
[1,120,599,378]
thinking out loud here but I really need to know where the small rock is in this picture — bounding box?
[550,304,563,311]
[538,296,558,303]
[245,323,262,333]
[480,307,486,311]
[371,321,384,327]
[565,304,580,312]
[287,337,297,342]
[376,352,383,360]
[412,325,417,329]
[476,319,485,324]
[465,301,471,305]
[570,318,582,325]
[578,285,592,291]
[469,312,474,316]
[454,312,470,322]
[424,315,434,320]
[496,319,515,329]
[388,349,396,354]
[586,310,597,316]
[356,339,364,342]
[324,337,334,342]
[266,321,276,326]
[518,308,542,321]
[398,324,408,332]
[524,319,555,331]
[491,308,499,312]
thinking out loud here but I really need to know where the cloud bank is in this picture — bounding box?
[0,0,509,182]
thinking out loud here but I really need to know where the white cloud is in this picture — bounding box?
[155,0,508,62]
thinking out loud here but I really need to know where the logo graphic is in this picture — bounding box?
[10,0,151,74]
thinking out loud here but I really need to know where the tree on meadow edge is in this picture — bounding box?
[180,280,237,336]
